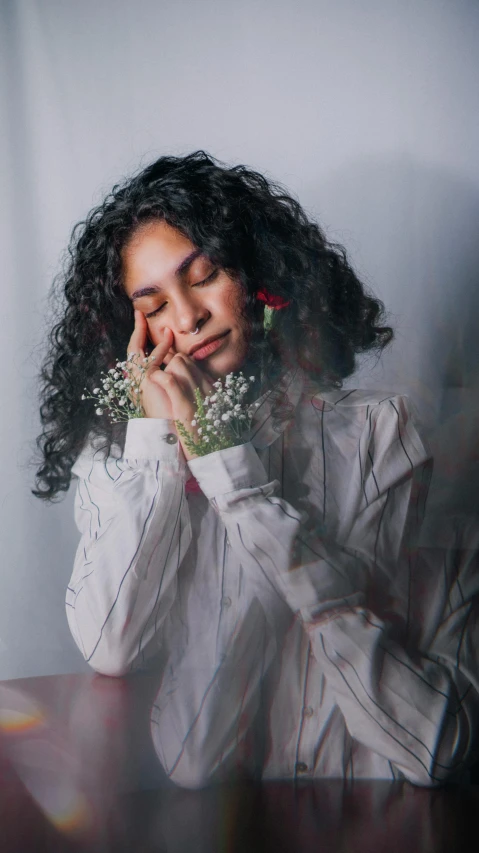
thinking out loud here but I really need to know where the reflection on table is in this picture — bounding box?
[0,672,477,852]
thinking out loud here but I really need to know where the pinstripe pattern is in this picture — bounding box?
[318,636,444,783]
[67,375,479,785]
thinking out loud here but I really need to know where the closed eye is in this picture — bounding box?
[144,269,220,319]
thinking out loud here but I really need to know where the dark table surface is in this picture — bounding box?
[0,672,478,852]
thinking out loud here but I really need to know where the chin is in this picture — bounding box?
[197,334,249,381]
[204,362,236,381]
[203,352,246,381]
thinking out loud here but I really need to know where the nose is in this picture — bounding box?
[174,293,210,337]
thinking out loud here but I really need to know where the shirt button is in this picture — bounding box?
[295,762,308,774]
[222,596,232,608]
[303,706,314,717]
[165,433,178,444]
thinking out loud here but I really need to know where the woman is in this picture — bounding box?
[34,151,479,787]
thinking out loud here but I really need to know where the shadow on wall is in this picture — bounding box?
[309,155,479,543]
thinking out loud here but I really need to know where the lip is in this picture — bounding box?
[190,331,229,360]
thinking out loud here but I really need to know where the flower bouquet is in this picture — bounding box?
[82,357,259,457]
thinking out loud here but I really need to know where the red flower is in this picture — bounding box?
[256,288,291,309]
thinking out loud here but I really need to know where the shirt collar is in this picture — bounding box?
[243,367,305,449]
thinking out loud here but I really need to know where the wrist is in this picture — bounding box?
[123,418,185,469]
[187,442,268,500]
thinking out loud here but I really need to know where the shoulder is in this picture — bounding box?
[308,387,431,469]
[311,388,420,425]
[312,388,407,409]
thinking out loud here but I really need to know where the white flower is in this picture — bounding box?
[249,376,255,382]
[86,360,254,432]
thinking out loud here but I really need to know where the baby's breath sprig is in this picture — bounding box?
[175,371,259,457]
[81,352,155,423]
[81,360,261,452]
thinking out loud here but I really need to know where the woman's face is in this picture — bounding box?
[122,220,254,380]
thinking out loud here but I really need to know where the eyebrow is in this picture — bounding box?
[130,248,204,301]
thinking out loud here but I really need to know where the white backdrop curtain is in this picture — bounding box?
[1,0,478,678]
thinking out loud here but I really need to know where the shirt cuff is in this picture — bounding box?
[186,442,269,500]
[123,418,185,470]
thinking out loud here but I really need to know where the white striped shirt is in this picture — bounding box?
[67,369,479,787]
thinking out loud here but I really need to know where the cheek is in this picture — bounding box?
[231,324,253,361]
[221,278,247,315]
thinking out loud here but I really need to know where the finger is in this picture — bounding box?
[169,354,216,396]
[127,310,147,358]
[145,328,174,372]
[125,312,151,400]
[162,350,175,366]
[162,355,215,404]
[151,370,195,430]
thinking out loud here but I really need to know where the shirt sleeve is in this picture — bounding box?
[182,395,479,786]
[66,419,192,677]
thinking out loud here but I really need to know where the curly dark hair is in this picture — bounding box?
[33,149,392,501]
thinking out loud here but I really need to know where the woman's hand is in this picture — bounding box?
[127,310,216,461]
[127,311,175,419]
